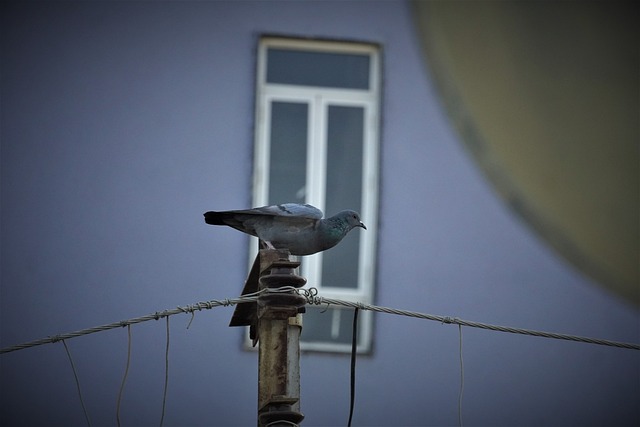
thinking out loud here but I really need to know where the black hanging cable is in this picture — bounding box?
[116,325,132,427]
[160,316,170,427]
[348,307,359,427]
[61,340,92,427]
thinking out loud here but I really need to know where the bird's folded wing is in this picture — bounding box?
[236,203,323,219]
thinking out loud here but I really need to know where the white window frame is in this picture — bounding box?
[250,36,380,353]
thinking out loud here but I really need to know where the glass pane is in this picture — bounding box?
[301,306,359,345]
[269,101,308,204]
[267,48,370,89]
[322,105,364,289]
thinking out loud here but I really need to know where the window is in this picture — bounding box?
[251,37,380,353]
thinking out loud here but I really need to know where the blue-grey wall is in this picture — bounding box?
[1,1,638,426]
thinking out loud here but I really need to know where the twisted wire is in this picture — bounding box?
[296,290,640,350]
[1,287,638,354]
[0,295,261,354]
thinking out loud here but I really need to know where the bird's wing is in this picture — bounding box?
[203,204,322,237]
[241,203,324,219]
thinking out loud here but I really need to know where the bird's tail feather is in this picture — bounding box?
[204,211,257,236]
[203,211,227,225]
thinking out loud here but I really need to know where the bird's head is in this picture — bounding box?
[341,210,367,230]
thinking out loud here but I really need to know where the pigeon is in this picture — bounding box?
[204,203,366,255]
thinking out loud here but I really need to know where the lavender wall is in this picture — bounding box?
[2,2,637,426]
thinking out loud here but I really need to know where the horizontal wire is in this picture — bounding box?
[315,296,640,350]
[1,287,638,354]
[0,294,259,354]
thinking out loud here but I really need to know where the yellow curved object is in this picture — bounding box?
[412,1,638,305]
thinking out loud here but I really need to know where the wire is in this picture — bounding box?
[299,292,640,351]
[1,287,638,355]
[160,316,170,427]
[0,295,260,355]
[62,340,92,427]
[347,308,359,427]
[0,286,637,427]
[458,325,464,427]
[116,325,132,427]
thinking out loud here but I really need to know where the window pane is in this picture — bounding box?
[322,105,364,289]
[256,38,379,353]
[267,48,370,89]
[269,101,308,204]
[301,307,359,345]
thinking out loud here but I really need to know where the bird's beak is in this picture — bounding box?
[359,222,367,230]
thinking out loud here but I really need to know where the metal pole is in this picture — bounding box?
[257,249,306,427]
